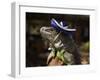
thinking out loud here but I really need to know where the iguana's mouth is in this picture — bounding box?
[40,27,53,35]
[40,27,60,42]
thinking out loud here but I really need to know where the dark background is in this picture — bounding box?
[26,12,89,67]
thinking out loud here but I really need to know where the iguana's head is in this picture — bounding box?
[40,27,63,48]
[40,27,58,42]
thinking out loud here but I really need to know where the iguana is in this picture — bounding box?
[40,19,81,65]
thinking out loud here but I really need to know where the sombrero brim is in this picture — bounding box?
[51,18,76,33]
